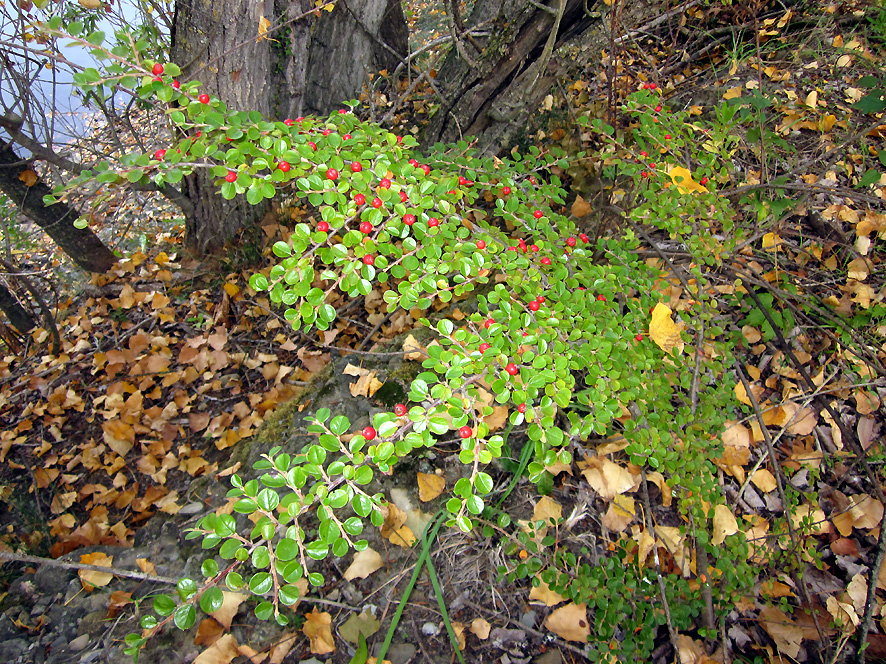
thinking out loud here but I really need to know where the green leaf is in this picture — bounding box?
[276,538,298,561]
[173,604,196,630]
[306,541,329,560]
[199,587,224,614]
[273,241,292,257]
[249,572,273,595]
[152,594,176,616]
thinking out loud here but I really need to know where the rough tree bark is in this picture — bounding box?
[0,141,116,273]
[170,0,408,253]
[420,0,657,155]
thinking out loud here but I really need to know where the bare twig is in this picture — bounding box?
[0,550,178,584]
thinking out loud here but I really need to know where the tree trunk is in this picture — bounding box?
[0,279,35,334]
[0,141,116,273]
[170,0,407,253]
[420,0,657,155]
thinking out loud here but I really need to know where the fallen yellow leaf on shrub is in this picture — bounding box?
[544,602,590,642]
[417,472,445,501]
[470,618,491,639]
[302,609,336,654]
[343,547,384,580]
[79,552,114,590]
[712,504,740,546]
[649,303,684,353]
[667,166,708,194]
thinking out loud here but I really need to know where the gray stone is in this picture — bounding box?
[386,642,417,664]
[519,610,537,629]
[534,650,563,664]
[34,564,74,595]
[0,614,20,641]
[0,638,29,660]
[69,634,90,652]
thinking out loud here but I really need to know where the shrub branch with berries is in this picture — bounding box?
[43,20,749,662]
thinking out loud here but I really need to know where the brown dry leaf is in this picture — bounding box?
[791,504,830,535]
[826,595,859,629]
[571,195,592,217]
[380,502,416,547]
[675,634,707,664]
[343,547,384,581]
[451,621,466,650]
[343,364,384,398]
[533,496,563,526]
[649,303,685,353]
[102,419,135,457]
[832,494,883,535]
[484,405,509,431]
[194,618,226,647]
[302,609,336,654]
[136,558,157,575]
[751,469,778,493]
[712,504,740,546]
[268,632,298,664]
[417,472,445,502]
[79,552,114,590]
[722,421,751,448]
[18,169,38,186]
[847,573,868,614]
[647,471,672,507]
[529,578,567,607]
[194,634,241,664]
[470,618,491,640]
[544,602,590,642]
[580,457,636,499]
[760,605,803,658]
[211,592,247,629]
[402,334,427,360]
[742,326,763,343]
[256,15,273,42]
[601,494,635,532]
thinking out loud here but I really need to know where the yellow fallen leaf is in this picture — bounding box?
[533,495,562,526]
[601,494,635,532]
[79,552,114,589]
[529,578,567,607]
[580,457,636,499]
[712,504,740,546]
[649,303,684,354]
[193,634,240,664]
[470,618,491,640]
[417,472,445,502]
[211,592,248,629]
[760,606,803,657]
[750,469,777,493]
[667,165,708,194]
[78,0,102,8]
[762,232,783,251]
[571,195,592,217]
[723,86,743,100]
[402,334,426,360]
[302,609,336,654]
[257,16,273,42]
[343,547,384,580]
[544,602,590,642]
[452,621,466,650]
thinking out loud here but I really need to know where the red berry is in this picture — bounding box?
[296,117,304,123]
[351,162,362,172]
[537,296,545,303]
[484,318,494,329]
[403,214,416,226]
[225,170,237,183]
[354,193,366,205]
[650,83,657,89]
[171,79,180,89]
[635,334,644,342]
[655,105,662,112]
[153,75,162,82]
[465,180,474,187]
[597,295,606,301]
[664,134,672,140]
[152,63,164,75]
[322,129,331,136]
[507,247,518,252]
[459,426,473,439]
[339,109,347,114]
[643,83,650,89]
[408,158,418,166]
[421,165,430,175]
[700,176,709,185]
[359,221,373,234]
[396,135,403,143]
[394,404,407,416]
[195,131,202,137]
[641,171,649,178]
[580,233,589,243]
[505,363,519,376]
[529,301,540,312]
[284,118,294,126]
[153,149,166,160]
[541,257,551,265]
[479,343,490,353]
[459,175,467,185]
[362,426,376,440]
[533,210,543,219]
[640,151,648,158]
[343,134,351,140]
[198,94,210,104]
[530,176,537,185]
[530,244,539,252]
[566,237,576,247]
[307,141,317,150]
[371,197,383,209]
[501,186,511,195]
[517,403,527,414]
[649,163,656,169]
[476,240,486,249]
[317,221,330,232]
[326,168,339,180]
[363,255,374,265]
[278,161,291,172]
[400,191,408,203]
[379,178,391,189]
[428,217,439,227]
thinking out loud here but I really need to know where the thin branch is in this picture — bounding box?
[0,550,178,585]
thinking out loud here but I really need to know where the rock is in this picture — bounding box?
[77,610,107,637]
[386,642,417,664]
[534,650,563,664]
[421,621,439,636]
[0,638,29,660]
[69,634,90,652]
[34,564,74,595]
[519,610,537,629]
[0,614,20,641]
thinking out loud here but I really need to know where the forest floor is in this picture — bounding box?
[1,1,886,663]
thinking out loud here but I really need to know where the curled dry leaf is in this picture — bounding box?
[302,608,336,655]
[601,494,635,532]
[750,469,778,493]
[712,504,740,546]
[760,606,803,658]
[529,578,567,607]
[580,457,636,500]
[649,303,685,353]
[78,552,114,589]
[532,495,562,526]
[343,547,384,581]
[417,472,445,502]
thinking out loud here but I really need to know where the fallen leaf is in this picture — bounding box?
[529,578,567,607]
[417,472,445,502]
[712,504,740,546]
[750,469,778,493]
[343,547,384,580]
[302,609,336,654]
[601,494,635,532]
[339,610,381,644]
[571,195,592,217]
[194,633,240,664]
[470,618,491,640]
[649,303,685,353]
[211,592,247,629]
[544,602,590,642]
[79,552,114,589]
[533,495,562,526]
[668,165,708,194]
[402,334,427,360]
[580,457,636,499]
[760,605,803,658]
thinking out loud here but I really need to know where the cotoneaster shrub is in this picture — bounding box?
[40,19,751,661]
